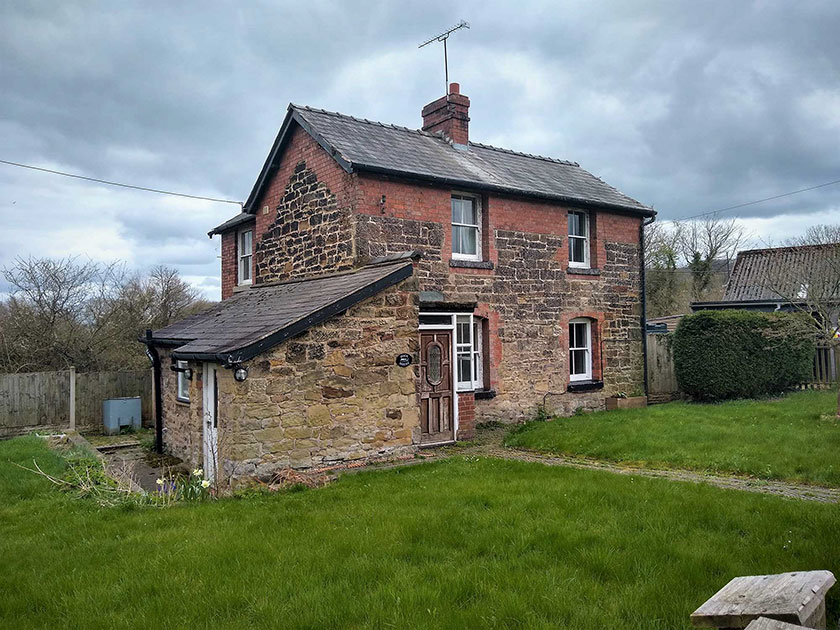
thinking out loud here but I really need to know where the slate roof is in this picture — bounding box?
[208,212,254,237]
[150,260,414,363]
[243,104,654,217]
[722,244,840,302]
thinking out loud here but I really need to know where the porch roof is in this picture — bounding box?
[149,259,414,364]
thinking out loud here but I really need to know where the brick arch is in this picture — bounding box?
[560,311,606,383]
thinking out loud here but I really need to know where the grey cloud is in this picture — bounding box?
[2,0,840,300]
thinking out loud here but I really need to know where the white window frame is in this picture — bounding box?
[568,210,590,268]
[569,318,592,382]
[237,228,253,286]
[451,193,482,262]
[176,360,190,402]
[472,318,483,387]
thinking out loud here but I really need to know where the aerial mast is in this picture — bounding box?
[418,20,470,94]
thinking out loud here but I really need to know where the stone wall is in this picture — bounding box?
[217,276,420,480]
[254,160,355,284]
[159,349,203,466]
[355,173,645,422]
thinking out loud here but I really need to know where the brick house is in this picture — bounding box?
[146,84,655,482]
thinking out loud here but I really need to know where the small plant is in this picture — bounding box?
[573,406,586,416]
[614,392,628,399]
[534,404,550,422]
[152,468,211,505]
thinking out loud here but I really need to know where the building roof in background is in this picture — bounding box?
[243,104,654,217]
[723,244,840,302]
[150,260,413,363]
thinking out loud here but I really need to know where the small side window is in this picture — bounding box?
[238,229,253,285]
[176,361,190,402]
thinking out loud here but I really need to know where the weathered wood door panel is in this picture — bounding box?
[419,331,454,444]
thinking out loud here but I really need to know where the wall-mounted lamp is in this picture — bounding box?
[170,359,193,380]
[234,366,248,382]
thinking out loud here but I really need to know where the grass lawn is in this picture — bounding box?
[505,390,840,487]
[1,437,839,629]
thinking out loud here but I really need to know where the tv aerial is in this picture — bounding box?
[419,20,470,94]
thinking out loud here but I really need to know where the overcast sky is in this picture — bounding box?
[2,1,839,299]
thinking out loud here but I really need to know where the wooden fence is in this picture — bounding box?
[0,368,151,438]
[645,334,837,402]
[646,333,680,404]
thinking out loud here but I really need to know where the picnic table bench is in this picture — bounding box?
[691,570,835,629]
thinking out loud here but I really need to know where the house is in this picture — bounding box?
[145,84,655,482]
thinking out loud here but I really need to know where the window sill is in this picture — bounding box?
[567,380,604,393]
[474,389,497,400]
[175,397,190,406]
[567,267,600,277]
[450,259,494,270]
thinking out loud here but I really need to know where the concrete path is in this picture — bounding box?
[435,426,840,504]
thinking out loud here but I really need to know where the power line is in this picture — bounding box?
[0,159,243,207]
[677,177,840,222]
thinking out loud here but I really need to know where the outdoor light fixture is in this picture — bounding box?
[234,366,248,382]
[170,359,193,380]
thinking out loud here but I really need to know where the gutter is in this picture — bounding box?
[143,329,164,455]
[640,215,656,396]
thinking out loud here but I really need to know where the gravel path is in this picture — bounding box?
[435,427,840,504]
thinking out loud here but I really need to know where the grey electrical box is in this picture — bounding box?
[103,397,142,435]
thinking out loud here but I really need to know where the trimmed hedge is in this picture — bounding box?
[672,310,815,401]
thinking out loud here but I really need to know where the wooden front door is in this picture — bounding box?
[419,330,454,444]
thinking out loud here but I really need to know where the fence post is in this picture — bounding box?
[69,366,76,432]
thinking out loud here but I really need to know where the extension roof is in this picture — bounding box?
[243,103,654,217]
[149,259,413,364]
[722,244,840,302]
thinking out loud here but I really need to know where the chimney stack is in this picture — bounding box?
[421,82,470,145]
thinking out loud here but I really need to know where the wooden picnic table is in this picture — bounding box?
[691,570,835,629]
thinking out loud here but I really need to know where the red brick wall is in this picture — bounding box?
[221,231,237,301]
[457,392,475,440]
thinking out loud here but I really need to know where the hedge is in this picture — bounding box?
[672,310,815,401]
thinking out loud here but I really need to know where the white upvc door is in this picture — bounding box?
[202,363,219,482]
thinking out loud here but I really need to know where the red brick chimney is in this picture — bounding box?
[421,82,470,145]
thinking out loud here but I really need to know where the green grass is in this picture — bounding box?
[1,436,839,629]
[505,390,840,486]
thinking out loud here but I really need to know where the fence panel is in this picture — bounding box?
[74,370,152,429]
[646,333,680,404]
[0,369,152,438]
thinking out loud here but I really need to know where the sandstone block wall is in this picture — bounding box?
[354,174,645,422]
[217,277,420,480]
[159,348,203,466]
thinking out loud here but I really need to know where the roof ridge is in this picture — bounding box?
[291,103,442,140]
[737,243,840,257]
[292,104,581,166]
[467,140,578,167]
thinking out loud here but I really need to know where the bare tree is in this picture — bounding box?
[0,257,211,373]
[644,222,682,318]
[678,216,746,302]
[762,225,840,416]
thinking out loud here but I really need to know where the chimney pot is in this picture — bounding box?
[421,84,470,145]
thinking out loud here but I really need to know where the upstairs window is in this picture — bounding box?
[569,318,592,381]
[176,360,190,402]
[568,210,590,268]
[238,229,253,285]
[451,194,481,261]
